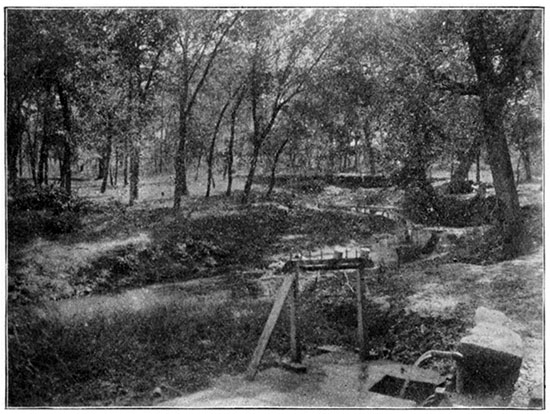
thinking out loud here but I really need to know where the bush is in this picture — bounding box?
[402,184,501,227]
[8,185,89,242]
[8,210,82,243]
[451,204,542,264]
[289,178,326,194]
[448,179,474,195]
[401,184,442,225]
[9,184,88,214]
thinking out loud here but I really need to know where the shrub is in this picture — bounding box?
[8,185,89,241]
[402,184,501,227]
[9,184,88,214]
[402,184,442,225]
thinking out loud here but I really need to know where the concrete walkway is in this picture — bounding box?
[161,350,444,408]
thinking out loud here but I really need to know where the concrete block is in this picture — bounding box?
[457,322,523,395]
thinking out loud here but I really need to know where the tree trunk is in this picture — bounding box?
[520,148,532,182]
[38,142,49,186]
[226,88,244,197]
[194,152,202,181]
[363,120,375,176]
[481,90,523,258]
[129,143,140,205]
[60,138,72,194]
[449,137,481,194]
[241,140,262,204]
[515,153,522,184]
[225,133,235,196]
[18,132,24,180]
[266,138,289,197]
[173,105,189,209]
[28,118,39,185]
[101,135,112,193]
[7,102,23,188]
[123,136,129,187]
[114,146,119,186]
[56,80,73,194]
[158,140,164,175]
[368,143,375,176]
[97,157,108,180]
[38,89,54,186]
[461,9,535,258]
[206,100,231,197]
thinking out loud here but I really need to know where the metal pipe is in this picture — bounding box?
[399,350,463,399]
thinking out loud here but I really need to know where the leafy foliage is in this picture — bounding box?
[402,183,502,227]
[9,183,88,214]
[450,204,542,264]
[8,184,90,243]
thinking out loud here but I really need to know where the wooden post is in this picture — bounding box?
[289,263,301,363]
[246,274,295,380]
[357,249,370,361]
[356,266,366,361]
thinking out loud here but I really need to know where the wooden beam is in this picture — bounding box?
[245,273,295,381]
[289,267,301,363]
[284,257,373,272]
[356,267,367,361]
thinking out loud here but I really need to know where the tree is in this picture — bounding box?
[7,10,83,192]
[239,10,332,203]
[225,86,246,196]
[449,10,541,257]
[506,88,542,183]
[108,9,175,205]
[172,10,240,209]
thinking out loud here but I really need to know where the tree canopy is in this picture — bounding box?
[6,8,542,257]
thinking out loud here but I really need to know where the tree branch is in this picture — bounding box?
[185,12,240,115]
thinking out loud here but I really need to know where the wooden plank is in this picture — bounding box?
[290,257,368,266]
[245,273,295,381]
[283,257,373,272]
[299,262,371,271]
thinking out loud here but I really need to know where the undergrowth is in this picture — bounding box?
[8,272,471,407]
[300,274,470,367]
[450,204,542,264]
[8,184,92,244]
[402,184,501,227]
[8,295,276,407]
[8,178,539,407]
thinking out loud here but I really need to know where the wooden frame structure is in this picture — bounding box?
[245,252,374,381]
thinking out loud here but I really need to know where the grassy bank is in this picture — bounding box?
[8,272,470,407]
